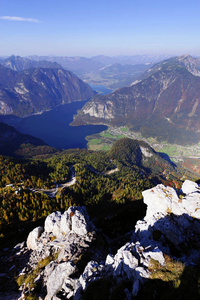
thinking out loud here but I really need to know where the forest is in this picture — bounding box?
[0,138,196,246]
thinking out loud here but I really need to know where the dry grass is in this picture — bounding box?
[149,255,185,287]
[135,255,200,300]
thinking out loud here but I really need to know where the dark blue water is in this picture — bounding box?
[0,101,107,149]
[88,84,113,95]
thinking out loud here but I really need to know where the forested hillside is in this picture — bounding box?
[0,138,196,246]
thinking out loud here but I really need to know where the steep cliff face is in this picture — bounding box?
[72,55,200,144]
[0,65,95,117]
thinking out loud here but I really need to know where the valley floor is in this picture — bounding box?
[86,126,200,176]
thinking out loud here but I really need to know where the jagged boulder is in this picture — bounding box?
[72,241,164,298]
[44,211,62,236]
[142,184,180,222]
[44,206,93,238]
[135,180,200,263]
[46,261,77,300]
[26,226,43,250]
[181,179,200,194]
[20,206,96,299]
[142,180,200,221]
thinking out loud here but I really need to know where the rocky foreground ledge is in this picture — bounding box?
[1,180,200,299]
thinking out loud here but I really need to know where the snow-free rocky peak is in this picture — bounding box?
[27,206,94,251]
[4,180,200,299]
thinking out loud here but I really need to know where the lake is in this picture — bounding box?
[88,84,113,95]
[0,101,107,150]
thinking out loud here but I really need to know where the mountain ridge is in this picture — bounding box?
[72,55,200,144]
[0,55,63,71]
[0,64,95,117]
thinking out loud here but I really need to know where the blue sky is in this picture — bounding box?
[0,0,200,57]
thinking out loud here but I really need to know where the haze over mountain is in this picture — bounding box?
[72,55,200,144]
[0,55,63,71]
[1,55,174,90]
[91,54,171,66]
[27,55,104,75]
[80,63,152,89]
[27,55,172,89]
[0,64,95,117]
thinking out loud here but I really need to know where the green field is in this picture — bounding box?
[88,138,102,145]
[120,127,129,132]
[86,127,200,163]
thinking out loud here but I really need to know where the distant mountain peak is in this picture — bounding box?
[72,55,200,145]
[178,54,191,60]
[0,55,63,71]
[0,65,95,117]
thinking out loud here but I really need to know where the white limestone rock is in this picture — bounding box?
[142,184,179,223]
[140,146,153,157]
[46,262,77,300]
[134,180,200,265]
[181,193,200,218]
[60,211,71,234]
[17,183,200,299]
[181,180,200,195]
[44,207,93,238]
[112,243,138,280]
[105,254,114,266]
[26,226,43,250]
[44,211,62,236]
[142,181,200,221]
[77,260,104,292]
[70,206,90,236]
[142,247,165,267]
[62,277,78,299]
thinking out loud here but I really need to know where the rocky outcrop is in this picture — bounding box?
[71,180,200,298]
[8,206,95,299]
[3,180,200,299]
[44,207,92,238]
[45,261,77,300]
[27,226,43,250]
[133,181,200,265]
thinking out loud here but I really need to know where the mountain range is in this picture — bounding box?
[91,54,171,66]
[27,55,104,75]
[72,55,200,144]
[80,63,152,89]
[0,55,62,71]
[1,55,170,90]
[0,64,95,117]
[25,55,168,89]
